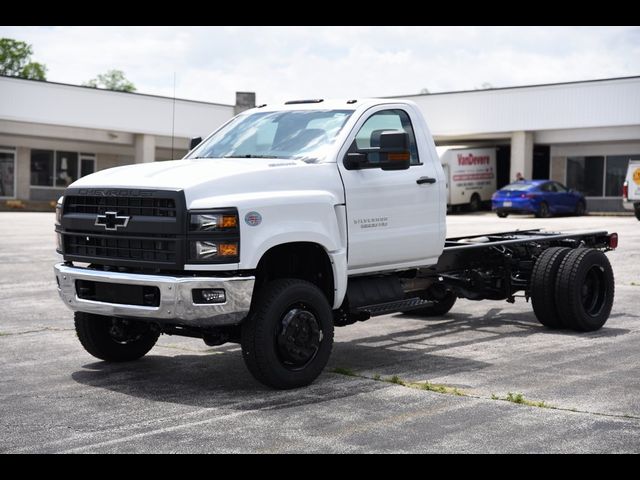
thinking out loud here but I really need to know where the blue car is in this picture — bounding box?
[492,180,586,218]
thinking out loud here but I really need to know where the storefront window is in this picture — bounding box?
[31,150,95,187]
[55,152,78,187]
[0,150,16,197]
[566,156,604,197]
[31,150,54,186]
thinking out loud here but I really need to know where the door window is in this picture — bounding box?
[354,109,420,165]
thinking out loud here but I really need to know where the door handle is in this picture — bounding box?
[417,176,436,185]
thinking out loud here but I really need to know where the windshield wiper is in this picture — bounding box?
[222,154,281,159]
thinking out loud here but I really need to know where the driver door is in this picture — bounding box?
[338,106,443,274]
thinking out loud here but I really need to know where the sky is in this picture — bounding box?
[1,26,639,105]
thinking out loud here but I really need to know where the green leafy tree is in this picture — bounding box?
[0,38,47,80]
[84,69,136,92]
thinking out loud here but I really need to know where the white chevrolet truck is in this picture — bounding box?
[54,99,618,389]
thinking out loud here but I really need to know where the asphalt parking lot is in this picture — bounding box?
[1,211,639,453]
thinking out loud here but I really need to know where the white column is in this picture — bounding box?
[134,134,155,163]
[511,131,533,181]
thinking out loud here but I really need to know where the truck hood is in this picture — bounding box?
[69,158,344,207]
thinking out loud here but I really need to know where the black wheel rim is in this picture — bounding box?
[275,306,321,370]
[540,204,548,216]
[581,266,607,317]
[108,318,144,344]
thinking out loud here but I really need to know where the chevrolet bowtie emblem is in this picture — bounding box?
[95,211,130,231]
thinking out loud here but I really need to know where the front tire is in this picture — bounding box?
[536,202,550,218]
[74,312,159,362]
[634,204,640,221]
[497,210,508,218]
[575,200,586,216]
[530,247,571,328]
[241,279,334,389]
[555,249,614,332]
[469,193,481,212]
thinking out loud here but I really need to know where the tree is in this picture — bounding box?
[84,69,136,92]
[0,38,47,80]
[419,87,430,94]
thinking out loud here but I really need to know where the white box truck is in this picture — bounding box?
[437,146,497,211]
[622,159,640,220]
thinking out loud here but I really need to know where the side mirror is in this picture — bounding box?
[189,136,203,150]
[342,131,411,171]
[378,131,410,171]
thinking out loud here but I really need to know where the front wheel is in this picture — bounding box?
[74,312,159,362]
[241,279,334,389]
[634,204,640,221]
[469,193,481,212]
[575,200,586,216]
[536,202,550,218]
[497,210,508,218]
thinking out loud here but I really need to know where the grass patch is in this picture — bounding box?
[332,367,357,377]
[332,368,468,398]
[494,392,549,408]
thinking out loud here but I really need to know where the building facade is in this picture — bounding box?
[0,76,254,205]
[396,76,640,211]
[1,75,639,210]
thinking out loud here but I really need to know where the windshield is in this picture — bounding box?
[188,109,353,163]
[501,182,536,191]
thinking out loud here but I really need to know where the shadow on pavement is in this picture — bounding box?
[71,308,629,408]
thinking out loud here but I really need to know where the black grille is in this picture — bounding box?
[65,195,177,217]
[64,232,177,264]
[59,188,187,269]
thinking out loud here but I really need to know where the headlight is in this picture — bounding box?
[190,212,238,231]
[190,240,239,261]
[188,208,240,263]
[56,196,64,224]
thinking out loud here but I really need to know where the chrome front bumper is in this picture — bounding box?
[54,263,254,326]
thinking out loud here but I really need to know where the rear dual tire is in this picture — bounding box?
[530,248,614,331]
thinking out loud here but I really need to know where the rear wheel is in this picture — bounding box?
[555,248,614,332]
[536,202,550,218]
[575,200,586,216]
[241,279,334,389]
[404,290,457,317]
[530,247,571,328]
[469,193,481,212]
[74,312,159,362]
[497,211,508,218]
